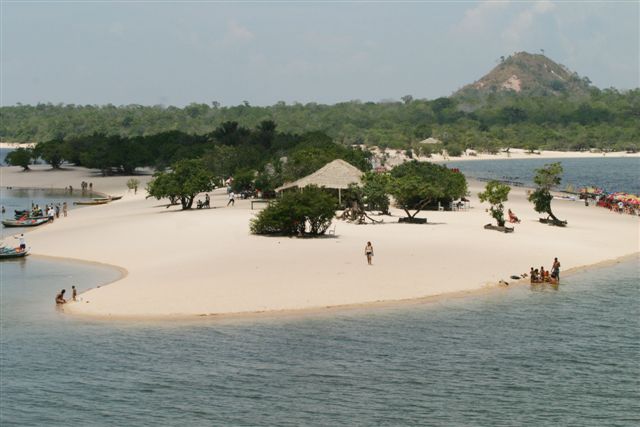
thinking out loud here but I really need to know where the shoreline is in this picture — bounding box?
[59,252,639,322]
[1,164,638,320]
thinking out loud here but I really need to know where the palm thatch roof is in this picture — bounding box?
[276,159,364,192]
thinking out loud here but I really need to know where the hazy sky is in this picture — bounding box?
[1,1,638,107]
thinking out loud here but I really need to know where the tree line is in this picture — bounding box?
[2,87,638,153]
[6,121,372,196]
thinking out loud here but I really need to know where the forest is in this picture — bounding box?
[1,87,638,153]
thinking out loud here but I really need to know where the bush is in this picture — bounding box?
[446,144,463,157]
[250,186,337,236]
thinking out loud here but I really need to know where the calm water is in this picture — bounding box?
[442,157,640,194]
[1,257,638,426]
[0,188,98,238]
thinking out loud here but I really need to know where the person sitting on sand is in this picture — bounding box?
[508,209,520,223]
[55,289,66,304]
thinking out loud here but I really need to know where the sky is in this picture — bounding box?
[1,1,638,107]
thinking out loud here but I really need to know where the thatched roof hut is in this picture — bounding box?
[276,159,364,203]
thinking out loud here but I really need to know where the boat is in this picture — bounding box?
[0,246,30,259]
[2,218,49,227]
[73,199,109,205]
[109,195,123,201]
[15,209,44,218]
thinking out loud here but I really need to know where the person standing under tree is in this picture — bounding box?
[365,241,374,265]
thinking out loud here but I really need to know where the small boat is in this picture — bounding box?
[0,246,30,259]
[15,209,44,218]
[2,218,49,227]
[73,199,109,205]
[109,195,123,201]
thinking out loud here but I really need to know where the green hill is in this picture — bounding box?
[453,52,593,103]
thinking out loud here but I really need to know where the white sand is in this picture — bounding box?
[1,163,638,318]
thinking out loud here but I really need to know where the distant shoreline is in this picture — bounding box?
[0,142,36,149]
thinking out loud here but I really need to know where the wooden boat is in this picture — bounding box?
[109,195,123,201]
[2,218,49,227]
[0,247,29,259]
[73,199,109,205]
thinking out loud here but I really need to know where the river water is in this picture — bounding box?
[1,157,638,425]
[442,157,640,194]
[0,257,638,425]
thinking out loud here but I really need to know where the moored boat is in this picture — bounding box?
[73,199,109,205]
[0,246,30,259]
[2,218,49,227]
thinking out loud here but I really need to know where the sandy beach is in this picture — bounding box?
[1,162,638,318]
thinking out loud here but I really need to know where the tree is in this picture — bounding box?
[528,162,566,224]
[126,178,140,194]
[478,181,511,226]
[389,161,467,220]
[34,139,66,169]
[250,185,336,236]
[5,147,34,170]
[147,159,214,209]
[362,172,391,214]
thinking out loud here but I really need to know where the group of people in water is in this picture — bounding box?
[530,258,561,285]
[55,286,77,305]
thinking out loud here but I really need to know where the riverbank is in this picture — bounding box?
[1,164,638,318]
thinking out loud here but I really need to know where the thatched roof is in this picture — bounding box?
[276,159,364,192]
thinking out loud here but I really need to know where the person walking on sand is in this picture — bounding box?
[227,191,235,207]
[63,202,68,217]
[365,241,374,265]
[55,289,66,304]
[72,285,77,301]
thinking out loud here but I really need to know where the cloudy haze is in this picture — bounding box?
[1,1,638,106]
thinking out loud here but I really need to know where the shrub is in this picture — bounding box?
[250,186,337,236]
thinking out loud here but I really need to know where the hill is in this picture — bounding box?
[453,52,593,102]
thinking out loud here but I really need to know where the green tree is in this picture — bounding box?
[126,178,140,194]
[528,162,566,224]
[362,172,391,214]
[5,147,34,170]
[250,186,337,236]
[147,159,214,209]
[34,139,66,169]
[390,161,467,220]
[478,181,511,226]
[231,169,255,193]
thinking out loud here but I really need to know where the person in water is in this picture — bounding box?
[364,241,374,265]
[72,286,77,302]
[552,257,561,283]
[55,289,66,304]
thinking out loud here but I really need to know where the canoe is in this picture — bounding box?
[73,199,109,205]
[0,247,29,259]
[2,218,49,227]
[109,195,123,201]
